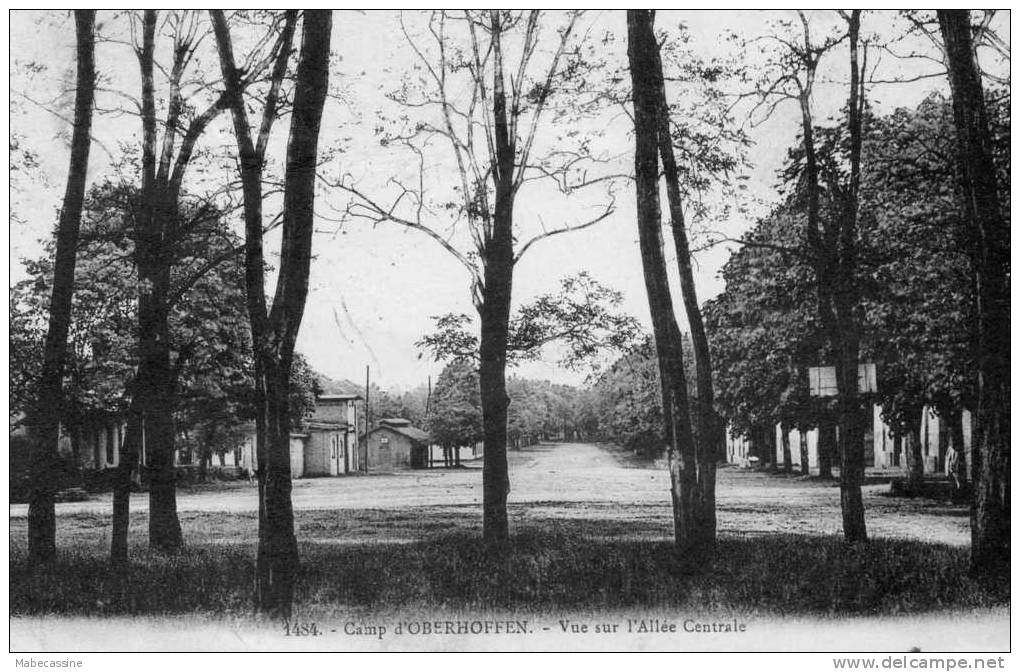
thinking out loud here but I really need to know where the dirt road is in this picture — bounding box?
[8,442,970,545]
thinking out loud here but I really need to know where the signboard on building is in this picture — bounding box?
[808,363,877,397]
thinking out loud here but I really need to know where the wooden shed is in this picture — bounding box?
[361,419,430,472]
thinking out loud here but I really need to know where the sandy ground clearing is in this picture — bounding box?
[10,442,970,546]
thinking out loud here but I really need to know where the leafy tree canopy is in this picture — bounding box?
[426,358,483,448]
[704,89,1009,438]
[417,272,639,372]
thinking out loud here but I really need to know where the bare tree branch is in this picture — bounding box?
[512,11,579,194]
[333,177,484,295]
[514,195,616,264]
[695,233,807,261]
[11,90,117,161]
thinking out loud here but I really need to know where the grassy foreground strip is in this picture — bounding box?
[10,514,1007,617]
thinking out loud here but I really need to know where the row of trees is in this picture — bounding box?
[10,185,252,448]
[580,8,1008,578]
[702,10,1008,574]
[16,10,1008,620]
[705,88,1007,479]
[426,359,601,452]
[20,10,334,614]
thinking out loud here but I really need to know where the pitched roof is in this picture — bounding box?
[306,420,348,431]
[391,426,430,443]
[370,424,430,444]
[317,376,363,397]
[378,417,411,426]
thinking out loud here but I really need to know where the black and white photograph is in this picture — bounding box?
[8,8,1011,659]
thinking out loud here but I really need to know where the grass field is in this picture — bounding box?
[9,443,1008,619]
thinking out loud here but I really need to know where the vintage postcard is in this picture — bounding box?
[8,9,1010,659]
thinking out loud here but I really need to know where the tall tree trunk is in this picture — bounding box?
[132,209,184,553]
[627,9,702,554]
[140,289,183,552]
[199,444,210,481]
[781,423,793,473]
[799,429,810,476]
[833,295,866,542]
[818,414,835,478]
[111,402,142,564]
[798,11,867,543]
[827,10,868,544]
[479,306,511,544]
[128,9,251,554]
[653,32,717,549]
[763,423,777,472]
[259,360,298,615]
[131,9,186,555]
[262,10,331,615]
[252,361,272,606]
[904,419,925,489]
[213,9,329,616]
[477,10,517,547]
[748,424,764,464]
[476,159,514,547]
[27,10,96,562]
[937,10,1010,581]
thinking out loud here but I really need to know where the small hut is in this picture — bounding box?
[361,418,430,472]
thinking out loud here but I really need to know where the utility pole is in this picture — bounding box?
[426,375,432,415]
[364,365,370,474]
[426,374,433,469]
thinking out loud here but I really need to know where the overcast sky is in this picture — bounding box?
[9,10,1006,392]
